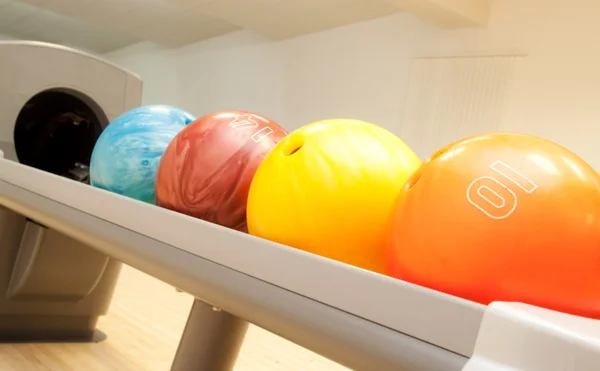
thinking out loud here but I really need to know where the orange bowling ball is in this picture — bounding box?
[386,133,600,318]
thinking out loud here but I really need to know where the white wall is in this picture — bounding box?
[104,42,179,107]
[176,31,287,124]
[425,0,600,164]
[282,15,437,130]
[105,31,287,123]
[105,14,433,131]
[104,0,600,167]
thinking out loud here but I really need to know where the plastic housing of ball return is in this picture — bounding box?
[464,302,600,371]
[0,40,142,341]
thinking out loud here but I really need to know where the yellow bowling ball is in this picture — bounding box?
[247,118,421,274]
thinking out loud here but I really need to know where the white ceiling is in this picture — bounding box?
[0,0,490,54]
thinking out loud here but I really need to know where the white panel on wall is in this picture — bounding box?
[400,55,523,159]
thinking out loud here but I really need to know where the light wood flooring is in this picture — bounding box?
[0,265,349,370]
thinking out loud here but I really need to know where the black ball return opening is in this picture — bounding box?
[14,89,107,183]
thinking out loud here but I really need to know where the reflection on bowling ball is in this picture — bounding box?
[155,110,288,232]
[90,105,196,204]
[247,118,421,274]
[386,133,600,318]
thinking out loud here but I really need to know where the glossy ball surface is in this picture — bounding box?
[247,118,421,273]
[155,110,288,232]
[386,133,600,318]
[90,105,195,204]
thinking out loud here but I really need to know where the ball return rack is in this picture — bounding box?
[0,151,598,371]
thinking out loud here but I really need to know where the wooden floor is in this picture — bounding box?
[0,265,349,370]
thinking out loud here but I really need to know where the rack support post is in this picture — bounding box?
[170,299,249,371]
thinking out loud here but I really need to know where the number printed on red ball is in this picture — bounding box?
[385,132,600,319]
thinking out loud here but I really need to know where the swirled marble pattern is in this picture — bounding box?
[155,111,288,232]
[90,105,196,204]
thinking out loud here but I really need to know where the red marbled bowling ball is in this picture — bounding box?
[155,110,288,232]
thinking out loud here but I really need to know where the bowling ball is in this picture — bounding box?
[90,105,196,204]
[247,118,421,273]
[155,110,288,232]
[386,133,600,318]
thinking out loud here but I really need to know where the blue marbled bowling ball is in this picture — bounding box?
[90,105,196,204]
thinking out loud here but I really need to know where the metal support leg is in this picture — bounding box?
[171,299,249,371]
